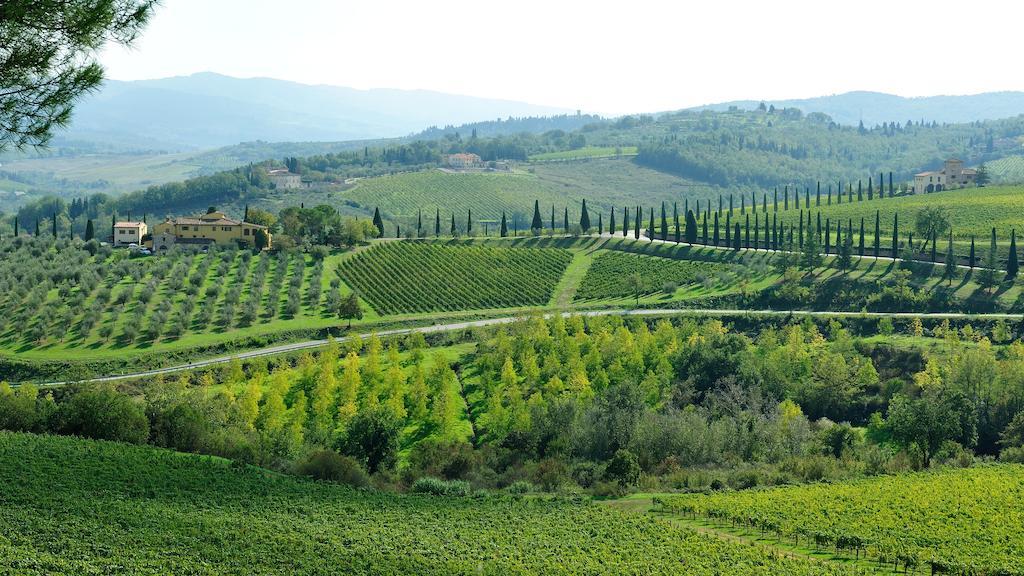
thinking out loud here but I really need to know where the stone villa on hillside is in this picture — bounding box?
[150,211,270,251]
[445,153,482,169]
[913,158,977,193]
[267,168,302,189]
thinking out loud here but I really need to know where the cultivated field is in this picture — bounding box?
[657,465,1024,573]
[337,242,573,314]
[0,432,856,576]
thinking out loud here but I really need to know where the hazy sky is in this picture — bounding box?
[100,0,1022,115]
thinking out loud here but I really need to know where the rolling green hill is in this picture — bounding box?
[0,432,853,575]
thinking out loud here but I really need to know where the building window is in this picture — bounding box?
[222,226,232,232]
[244,229,250,236]
[182,226,189,231]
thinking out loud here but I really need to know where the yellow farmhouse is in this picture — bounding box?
[151,211,271,251]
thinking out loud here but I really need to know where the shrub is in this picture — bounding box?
[604,449,641,487]
[295,450,370,487]
[506,480,532,495]
[58,385,149,444]
[410,476,471,497]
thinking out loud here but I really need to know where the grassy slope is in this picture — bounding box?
[338,158,712,223]
[0,152,204,193]
[0,432,853,575]
[655,465,1024,572]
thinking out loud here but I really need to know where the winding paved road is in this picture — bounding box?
[34,308,1021,387]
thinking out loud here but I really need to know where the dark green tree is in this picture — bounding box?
[84,218,94,241]
[648,208,654,242]
[564,207,569,232]
[531,200,543,231]
[580,199,591,232]
[598,213,603,235]
[609,209,615,237]
[434,209,440,237]
[837,220,853,272]
[824,218,831,255]
[858,217,865,257]
[969,236,976,268]
[744,214,750,249]
[0,1,156,150]
[683,210,698,243]
[892,213,899,258]
[712,212,720,246]
[500,212,508,237]
[371,207,384,238]
[873,211,881,258]
[702,213,709,245]
[338,292,363,328]
[622,206,629,237]
[417,209,422,237]
[673,202,680,243]
[450,213,456,236]
[800,229,823,270]
[733,222,741,251]
[466,209,472,235]
[660,202,668,241]
[1007,229,1019,281]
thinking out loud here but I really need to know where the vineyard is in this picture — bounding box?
[0,237,342,359]
[336,242,573,315]
[987,155,1024,184]
[657,465,1024,574]
[574,251,735,300]
[0,432,857,575]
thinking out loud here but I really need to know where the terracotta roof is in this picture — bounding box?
[114,221,145,227]
[163,216,266,229]
[961,168,978,175]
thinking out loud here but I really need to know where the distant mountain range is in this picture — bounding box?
[56,72,573,151]
[693,91,1024,126]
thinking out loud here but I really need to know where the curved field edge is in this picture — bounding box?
[0,432,856,576]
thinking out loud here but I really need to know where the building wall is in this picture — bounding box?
[269,174,302,189]
[113,224,147,246]
[152,221,270,248]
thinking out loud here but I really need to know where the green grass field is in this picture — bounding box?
[986,155,1024,184]
[337,242,573,314]
[575,250,740,301]
[0,152,205,193]
[657,465,1024,573]
[338,158,714,224]
[0,431,856,575]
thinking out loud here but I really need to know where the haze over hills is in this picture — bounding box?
[694,91,1024,127]
[56,72,574,151]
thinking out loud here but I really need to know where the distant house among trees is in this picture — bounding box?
[112,220,147,247]
[267,168,302,189]
[913,159,977,193]
[445,153,482,169]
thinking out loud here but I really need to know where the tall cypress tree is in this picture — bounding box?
[702,213,709,245]
[467,209,472,235]
[13,217,17,237]
[969,236,976,268]
[1008,229,1019,281]
[673,202,680,243]
[873,211,880,258]
[84,219,94,241]
[660,202,668,241]
[417,209,423,237]
[858,217,865,257]
[804,187,809,209]
[450,213,456,236]
[888,172,893,197]
[832,183,837,205]
[551,205,555,232]
[718,194,723,215]
[598,213,603,236]
[744,214,750,249]
[531,200,543,231]
[580,199,591,232]
[784,186,789,211]
[500,212,508,237]
[372,207,384,238]
[816,181,821,206]
[622,206,629,237]
[434,208,441,237]
[741,197,745,214]
[798,210,804,248]
[943,231,958,284]
[892,213,899,258]
[648,208,655,242]
[713,212,720,246]
[725,212,732,247]
[772,213,778,249]
[848,182,854,203]
[754,213,760,249]
[867,178,873,201]
[930,231,938,263]
[733,222,741,251]
[816,212,822,240]
[824,218,831,254]
[564,207,569,232]
[729,194,734,213]
[609,209,616,237]
[634,206,641,240]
